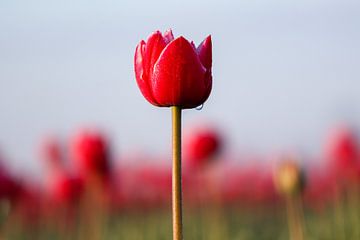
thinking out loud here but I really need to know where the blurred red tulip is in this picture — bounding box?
[50,174,83,205]
[325,126,359,179]
[184,126,222,169]
[134,29,212,109]
[71,129,110,179]
[40,136,64,172]
[0,170,22,203]
[40,136,63,164]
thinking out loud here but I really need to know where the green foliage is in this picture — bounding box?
[0,202,359,240]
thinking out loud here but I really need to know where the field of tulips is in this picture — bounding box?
[0,125,359,239]
[1,0,359,238]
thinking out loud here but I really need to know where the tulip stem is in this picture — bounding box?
[286,196,304,240]
[172,106,183,240]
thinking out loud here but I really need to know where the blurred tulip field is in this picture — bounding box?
[0,126,360,239]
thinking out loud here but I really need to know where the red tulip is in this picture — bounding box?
[71,129,110,178]
[40,136,64,172]
[325,126,359,178]
[184,126,222,169]
[134,29,212,109]
[50,175,83,205]
[0,170,22,202]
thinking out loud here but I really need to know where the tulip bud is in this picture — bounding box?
[134,29,212,109]
[50,175,83,205]
[40,136,63,170]
[274,160,305,196]
[184,126,222,169]
[325,126,359,179]
[70,129,110,179]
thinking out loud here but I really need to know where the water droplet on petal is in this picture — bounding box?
[195,104,204,111]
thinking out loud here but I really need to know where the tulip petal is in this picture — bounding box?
[197,35,212,70]
[200,69,212,104]
[190,41,196,50]
[134,40,159,105]
[134,31,169,106]
[152,36,211,108]
[143,31,168,80]
[163,29,174,44]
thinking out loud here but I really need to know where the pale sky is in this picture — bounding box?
[0,0,360,176]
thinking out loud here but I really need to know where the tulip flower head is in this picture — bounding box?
[50,175,83,205]
[184,126,222,169]
[0,170,22,203]
[71,130,110,179]
[325,126,359,179]
[40,136,64,170]
[274,160,305,196]
[134,29,212,109]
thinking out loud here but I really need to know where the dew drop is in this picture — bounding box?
[195,104,204,111]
